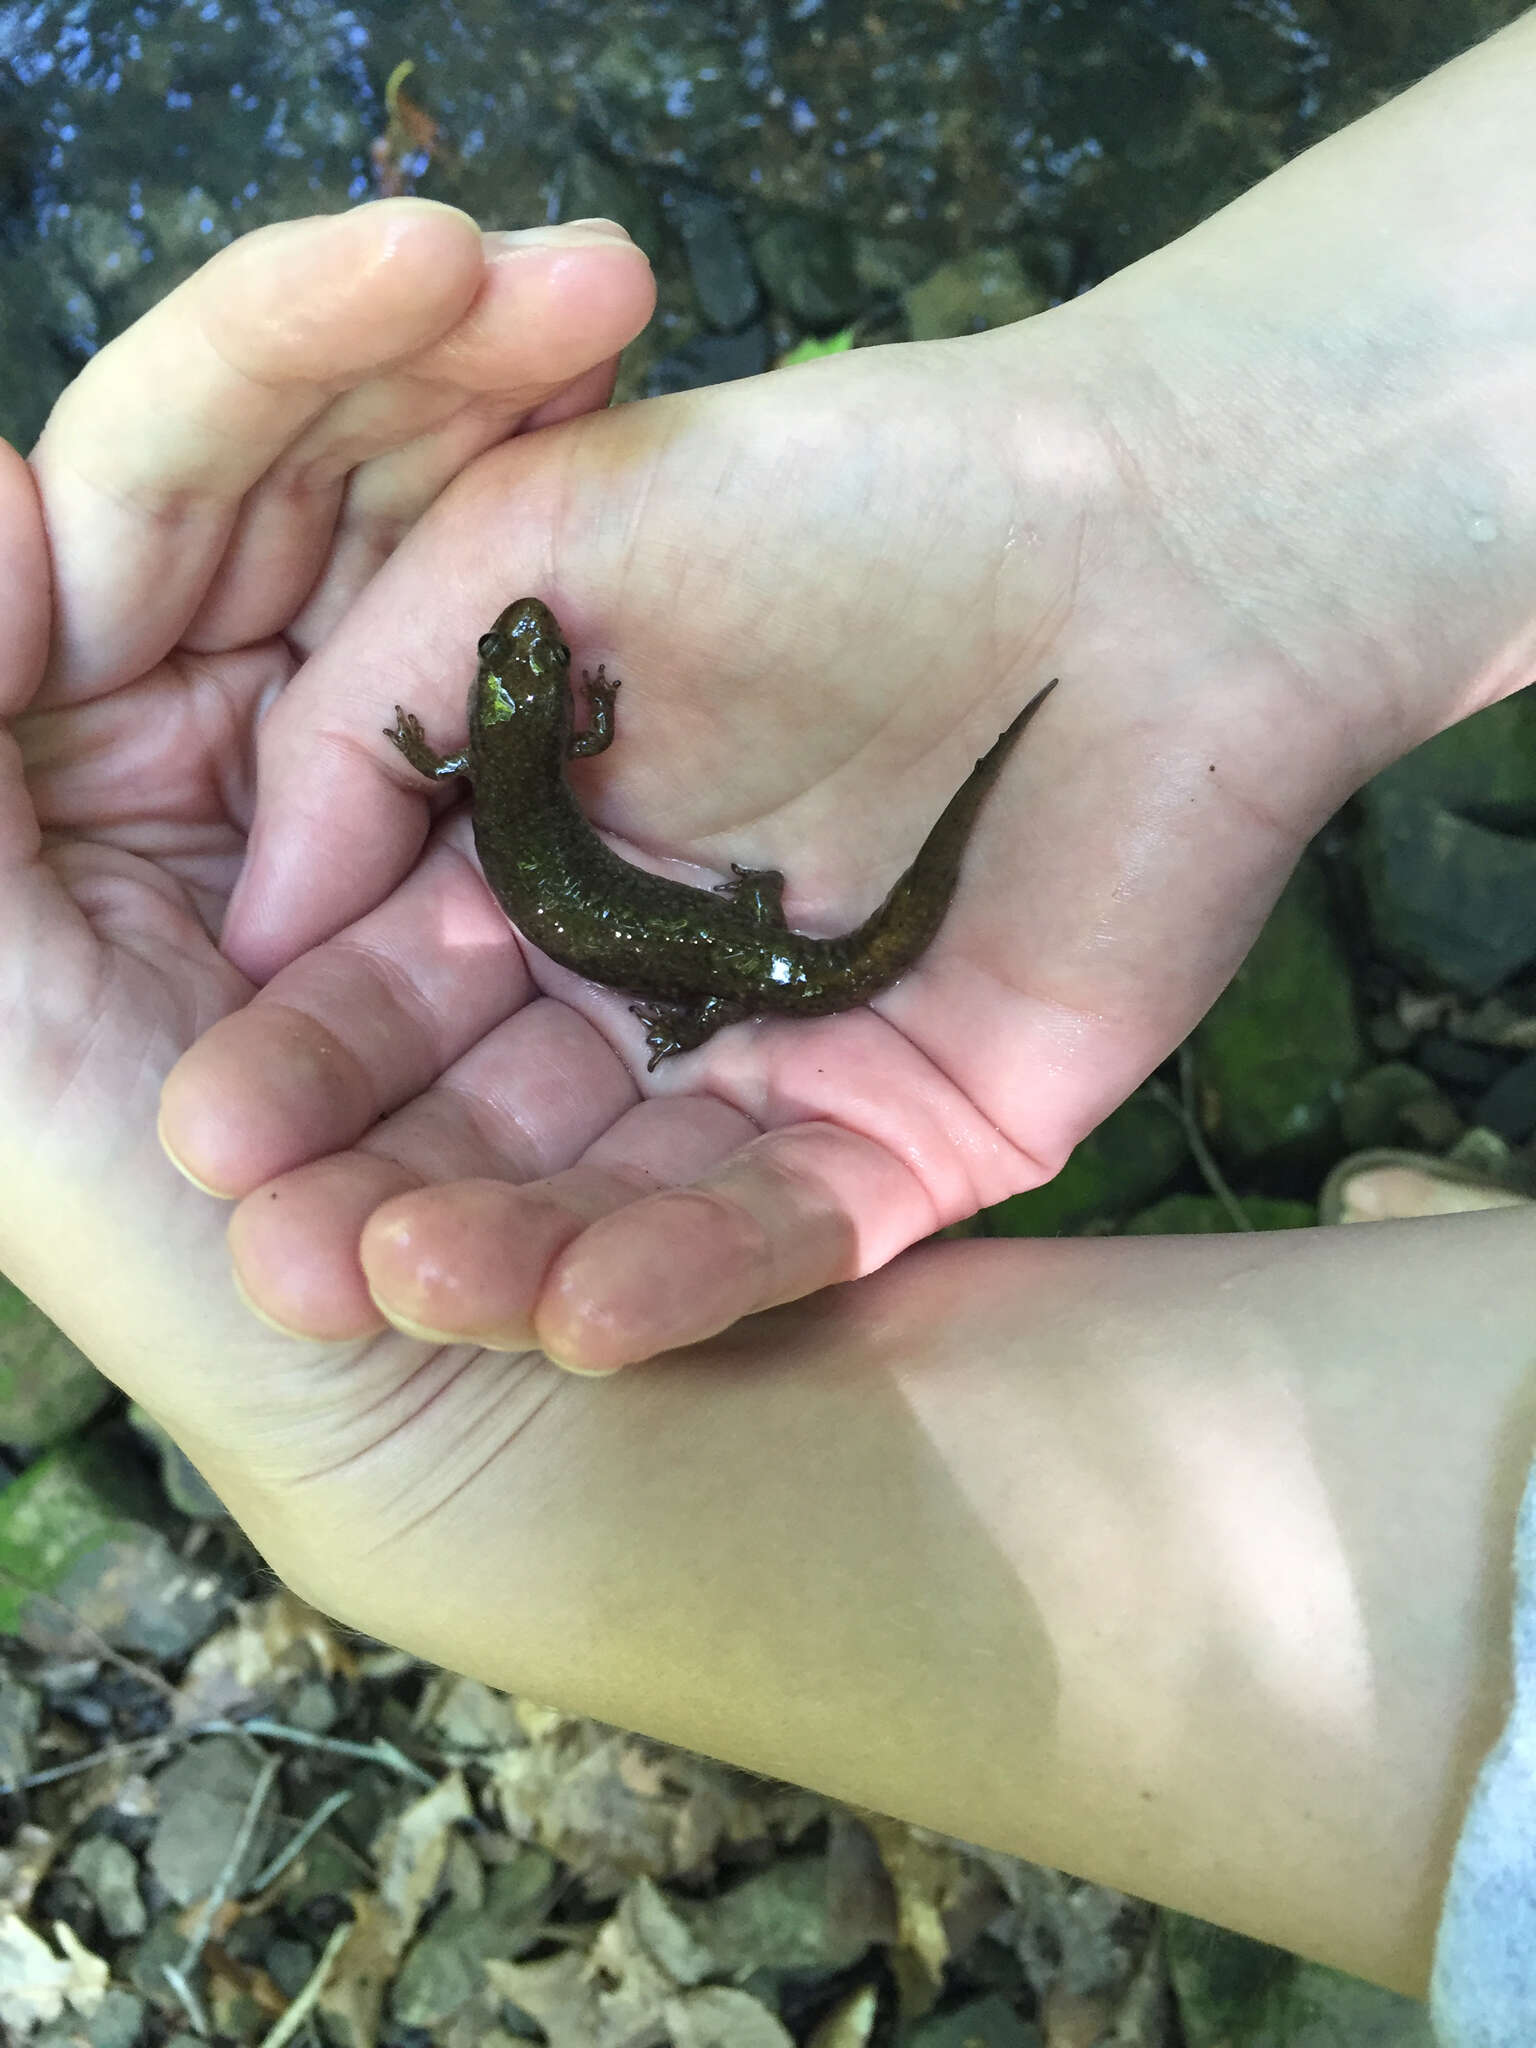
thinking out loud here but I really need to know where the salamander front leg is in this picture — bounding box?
[385,707,470,782]
[568,664,621,759]
[631,994,750,1071]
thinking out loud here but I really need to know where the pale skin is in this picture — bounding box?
[2,13,1536,2002]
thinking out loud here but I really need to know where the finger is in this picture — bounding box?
[0,438,53,918]
[234,1084,751,1345]
[35,200,487,696]
[159,825,527,1195]
[195,222,655,654]
[531,1120,912,1371]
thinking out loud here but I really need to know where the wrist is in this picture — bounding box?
[1012,9,1536,761]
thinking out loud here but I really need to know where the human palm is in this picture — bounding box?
[158,312,1417,1374]
[0,202,657,1542]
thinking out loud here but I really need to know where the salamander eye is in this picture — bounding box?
[477,631,503,663]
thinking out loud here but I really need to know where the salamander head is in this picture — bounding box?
[471,596,571,728]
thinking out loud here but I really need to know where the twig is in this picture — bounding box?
[162,1960,210,2037]
[1145,1047,1254,1231]
[248,1789,353,1894]
[6,1730,180,1792]
[5,1715,436,1796]
[256,1919,353,2048]
[237,1719,436,1785]
[178,1751,282,1978]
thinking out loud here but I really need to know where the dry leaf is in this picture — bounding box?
[0,1912,108,2032]
[0,1826,57,1912]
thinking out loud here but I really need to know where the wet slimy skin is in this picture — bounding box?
[387,597,1056,1069]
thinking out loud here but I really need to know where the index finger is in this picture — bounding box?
[32,201,487,699]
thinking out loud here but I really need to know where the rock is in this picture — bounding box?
[983,1090,1187,1236]
[0,1433,228,1657]
[1413,1034,1511,1094]
[903,248,1048,341]
[66,1834,146,1938]
[1339,1063,1444,1150]
[1357,786,1536,997]
[645,322,771,395]
[59,204,147,295]
[669,188,760,330]
[125,1404,228,1520]
[34,1984,146,2048]
[146,1738,279,1908]
[123,1910,187,2012]
[751,212,860,327]
[0,1275,114,1451]
[1126,1195,1315,1233]
[558,146,663,260]
[1165,1913,1432,2045]
[902,1991,1042,2047]
[88,1987,146,2048]
[664,1984,794,2048]
[674,1856,867,1978]
[265,1936,318,1999]
[1365,688,1536,830]
[390,1849,558,2027]
[1476,1051,1536,1144]
[1195,855,1365,1165]
[852,234,933,298]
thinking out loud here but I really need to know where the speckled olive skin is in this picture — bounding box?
[387,597,1055,1069]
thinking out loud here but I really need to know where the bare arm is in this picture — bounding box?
[232,1207,1535,1999]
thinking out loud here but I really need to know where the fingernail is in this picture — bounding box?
[487,219,634,253]
[541,1349,625,1378]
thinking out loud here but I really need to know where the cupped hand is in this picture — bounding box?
[153,236,1502,1372]
[0,197,654,1527]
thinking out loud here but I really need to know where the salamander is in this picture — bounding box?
[386,597,1056,1069]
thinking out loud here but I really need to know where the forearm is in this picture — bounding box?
[275,1209,1536,1998]
[1024,5,1536,761]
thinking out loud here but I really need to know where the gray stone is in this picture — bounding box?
[34,1986,147,2048]
[147,1738,278,1907]
[391,1848,559,2027]
[66,1832,147,1937]
[60,204,147,295]
[1366,688,1536,831]
[674,1856,866,1978]
[1358,786,1536,997]
[0,1434,227,1657]
[853,234,937,297]
[985,1089,1186,1236]
[265,1936,317,1998]
[1165,1915,1434,2046]
[0,1275,113,1451]
[1195,855,1365,1164]
[1339,1062,1444,1150]
[671,189,760,331]
[88,1988,147,2048]
[901,1992,1041,2047]
[645,322,771,395]
[126,1404,228,1521]
[904,248,1048,341]
[559,147,663,260]
[751,212,860,327]
[1476,1052,1536,1144]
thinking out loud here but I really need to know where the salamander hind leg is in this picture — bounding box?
[715,863,787,925]
[631,994,750,1071]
